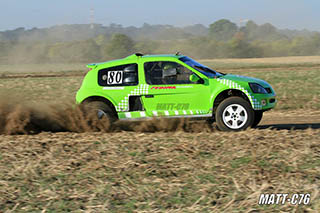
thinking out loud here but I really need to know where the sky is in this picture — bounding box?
[1,0,320,31]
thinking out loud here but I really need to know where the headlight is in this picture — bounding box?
[249,83,268,94]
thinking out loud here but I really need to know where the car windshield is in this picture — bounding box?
[179,56,224,78]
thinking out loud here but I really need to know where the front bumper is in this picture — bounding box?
[253,93,277,110]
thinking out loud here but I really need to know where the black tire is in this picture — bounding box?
[83,101,117,123]
[252,111,263,128]
[215,97,254,131]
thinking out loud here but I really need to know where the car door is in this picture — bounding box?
[141,60,211,117]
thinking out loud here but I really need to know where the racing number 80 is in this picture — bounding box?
[107,71,123,85]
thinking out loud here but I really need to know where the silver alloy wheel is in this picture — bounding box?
[97,109,107,119]
[222,104,248,129]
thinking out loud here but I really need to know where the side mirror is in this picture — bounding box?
[189,73,201,83]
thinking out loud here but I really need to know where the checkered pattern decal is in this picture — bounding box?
[115,84,149,111]
[118,110,211,119]
[216,78,262,110]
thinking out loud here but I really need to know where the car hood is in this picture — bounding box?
[218,74,270,87]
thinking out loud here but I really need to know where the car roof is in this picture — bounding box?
[88,53,184,68]
[140,54,182,59]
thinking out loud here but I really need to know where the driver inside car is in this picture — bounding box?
[162,62,179,84]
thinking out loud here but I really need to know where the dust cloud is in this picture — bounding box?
[0,93,213,135]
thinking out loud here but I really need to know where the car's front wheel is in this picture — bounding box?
[215,97,254,131]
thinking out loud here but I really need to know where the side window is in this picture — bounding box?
[144,61,196,85]
[98,64,138,86]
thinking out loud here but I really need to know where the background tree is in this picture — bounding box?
[134,40,159,55]
[209,19,238,41]
[103,34,135,59]
[227,33,263,58]
[1,20,320,64]
[48,39,100,63]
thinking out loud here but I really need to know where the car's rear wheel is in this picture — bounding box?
[215,97,254,131]
[252,111,263,128]
[83,101,117,123]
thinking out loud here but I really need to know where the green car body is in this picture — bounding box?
[76,53,276,130]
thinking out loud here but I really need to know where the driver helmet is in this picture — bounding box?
[162,62,177,71]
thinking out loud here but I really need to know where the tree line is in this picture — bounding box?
[1,19,320,64]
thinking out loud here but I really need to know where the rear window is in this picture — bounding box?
[98,63,138,86]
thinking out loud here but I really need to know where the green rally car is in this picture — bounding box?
[76,53,276,131]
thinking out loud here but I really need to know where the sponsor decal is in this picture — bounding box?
[151,86,176,90]
[176,85,193,88]
[118,110,212,119]
[156,103,190,110]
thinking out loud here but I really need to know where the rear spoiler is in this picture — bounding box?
[87,63,97,69]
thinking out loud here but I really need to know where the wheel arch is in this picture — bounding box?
[212,89,252,114]
[81,96,118,118]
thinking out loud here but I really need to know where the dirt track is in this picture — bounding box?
[0,114,319,212]
[0,84,319,212]
[258,110,320,130]
[1,60,319,211]
[0,101,319,135]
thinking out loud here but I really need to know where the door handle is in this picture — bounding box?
[145,95,154,98]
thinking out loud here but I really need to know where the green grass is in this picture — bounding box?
[0,76,83,103]
[202,61,320,70]
[199,55,320,69]
[230,156,252,168]
[0,63,85,74]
